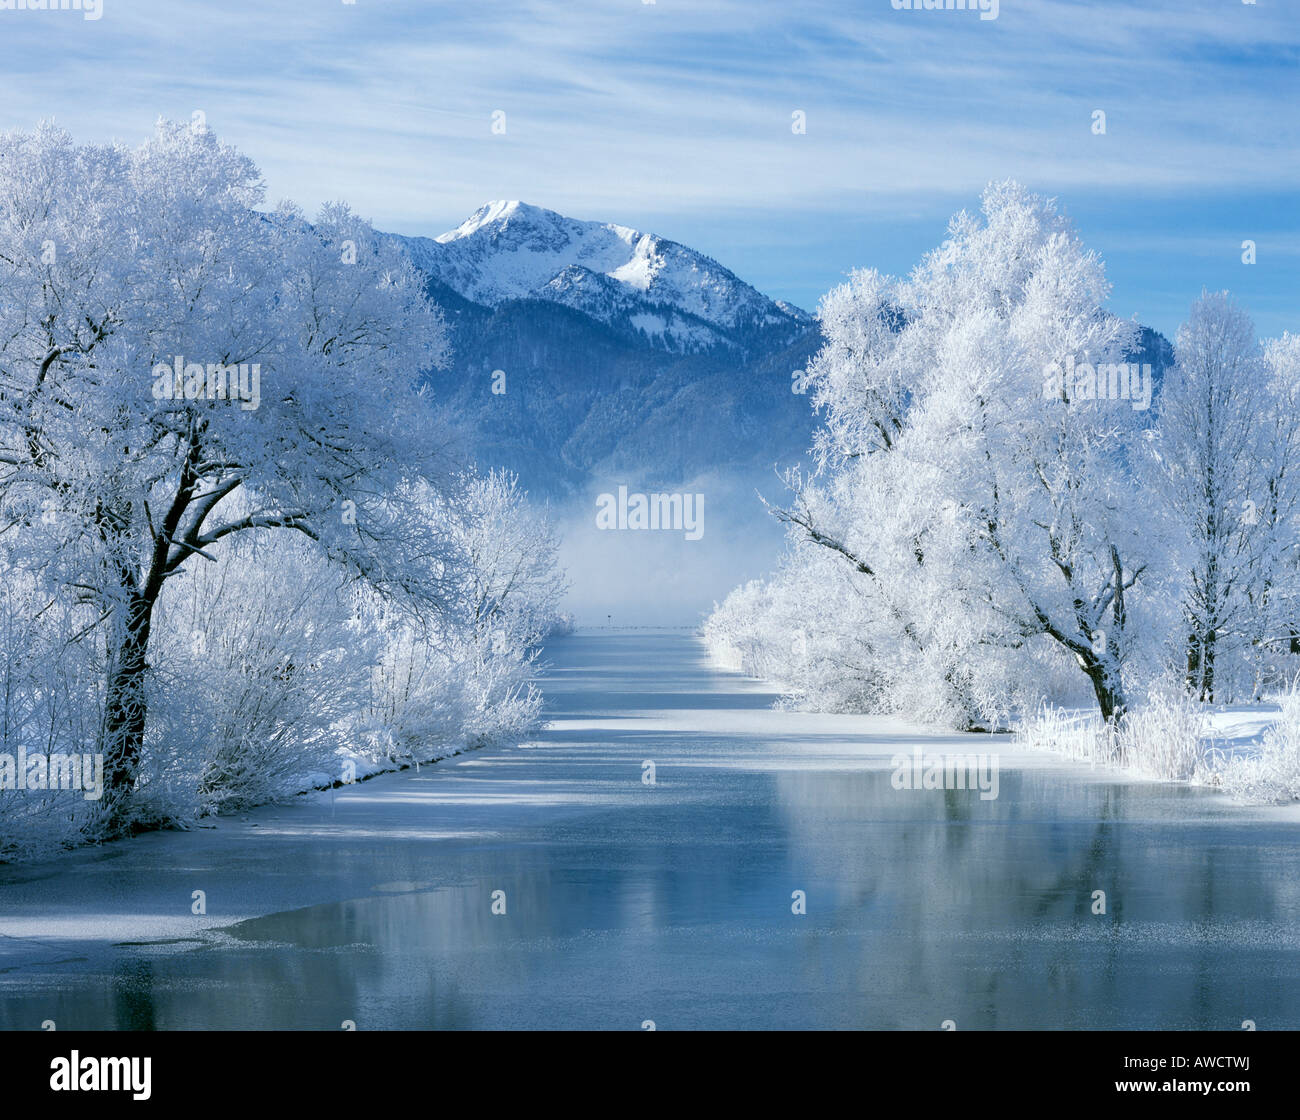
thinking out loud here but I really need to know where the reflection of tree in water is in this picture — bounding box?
[770,764,1299,1028]
[3,707,1297,1030]
[112,958,157,1031]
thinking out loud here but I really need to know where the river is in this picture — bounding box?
[2,631,1297,1029]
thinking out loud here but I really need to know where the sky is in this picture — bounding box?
[0,0,1296,340]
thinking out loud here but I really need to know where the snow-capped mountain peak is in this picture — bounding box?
[435,198,522,240]
[394,201,810,353]
[436,199,638,249]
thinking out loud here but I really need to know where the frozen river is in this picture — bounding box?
[2,631,1299,1029]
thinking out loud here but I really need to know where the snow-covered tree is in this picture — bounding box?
[1155,292,1274,700]
[0,121,457,827]
[774,182,1160,722]
[1242,332,1300,695]
[453,469,568,651]
[361,470,565,755]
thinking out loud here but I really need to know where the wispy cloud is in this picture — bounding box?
[0,0,1294,335]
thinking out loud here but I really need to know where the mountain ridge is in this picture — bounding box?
[389,200,811,356]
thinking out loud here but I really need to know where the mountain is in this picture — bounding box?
[393,200,810,356]
[387,202,821,497]
[385,202,1176,501]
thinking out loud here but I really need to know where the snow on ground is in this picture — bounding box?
[712,639,1299,794]
[1207,704,1283,757]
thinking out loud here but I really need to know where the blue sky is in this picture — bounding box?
[1,0,1296,339]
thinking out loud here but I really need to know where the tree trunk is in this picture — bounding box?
[1200,627,1217,702]
[1186,630,1201,688]
[100,589,156,830]
[1086,666,1125,724]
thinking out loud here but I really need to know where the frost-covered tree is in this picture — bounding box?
[453,469,568,651]
[775,182,1158,722]
[1155,293,1273,700]
[1242,333,1300,695]
[0,121,457,826]
[360,470,566,754]
[143,534,379,819]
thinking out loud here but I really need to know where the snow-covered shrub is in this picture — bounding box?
[703,562,887,714]
[358,606,467,764]
[1115,681,1209,781]
[702,579,782,677]
[456,471,567,644]
[546,612,577,638]
[0,569,110,859]
[441,469,566,743]
[1213,685,1300,803]
[1017,681,1210,781]
[133,537,378,822]
[1014,704,1115,768]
